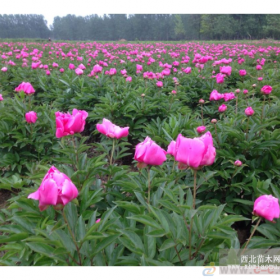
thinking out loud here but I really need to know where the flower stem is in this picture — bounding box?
[189,169,197,260]
[147,167,151,211]
[241,218,262,255]
[201,104,204,125]
[30,123,33,140]
[29,95,32,110]
[245,117,250,141]
[172,159,176,172]
[261,95,266,122]
[235,95,238,115]
[214,123,220,147]
[71,136,82,189]
[169,95,174,111]
[174,245,184,266]
[71,136,79,170]
[62,209,82,265]
[193,169,197,210]
[110,138,115,166]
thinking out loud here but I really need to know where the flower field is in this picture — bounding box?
[0,40,280,266]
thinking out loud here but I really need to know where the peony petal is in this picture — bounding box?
[28,189,40,200]
[175,135,205,168]
[60,180,78,205]
[39,179,58,207]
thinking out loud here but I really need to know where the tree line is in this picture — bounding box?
[1,14,280,41]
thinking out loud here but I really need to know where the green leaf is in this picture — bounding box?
[114,201,142,214]
[207,232,233,240]
[232,199,254,206]
[146,229,167,237]
[90,234,119,257]
[118,229,145,253]
[144,226,156,259]
[159,239,176,251]
[127,215,161,229]
[0,233,29,243]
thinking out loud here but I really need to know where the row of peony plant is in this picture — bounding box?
[21,90,279,258]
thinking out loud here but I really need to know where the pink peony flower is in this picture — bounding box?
[209,90,224,101]
[167,140,176,157]
[75,68,83,75]
[218,104,227,112]
[234,160,242,166]
[245,107,254,116]
[93,64,103,73]
[216,73,225,84]
[134,137,167,167]
[261,85,272,95]
[220,66,232,76]
[136,64,143,72]
[183,67,192,74]
[109,68,117,76]
[69,63,75,70]
[25,111,37,123]
[239,69,247,76]
[223,92,236,102]
[156,81,163,87]
[28,166,78,211]
[15,82,35,95]
[55,109,88,138]
[174,131,216,169]
[96,118,129,139]
[253,195,280,221]
[197,126,206,134]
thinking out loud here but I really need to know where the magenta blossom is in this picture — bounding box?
[253,195,280,222]
[216,73,225,84]
[25,111,37,123]
[96,118,129,139]
[174,131,216,169]
[245,107,254,116]
[69,63,75,70]
[93,64,102,73]
[55,109,88,138]
[156,81,163,87]
[134,137,167,167]
[234,160,242,166]
[75,68,83,75]
[239,69,247,76]
[167,140,176,157]
[15,82,35,95]
[109,68,117,76]
[261,85,272,95]
[209,90,224,101]
[218,104,227,112]
[197,126,206,134]
[220,66,232,76]
[223,92,236,102]
[28,166,78,211]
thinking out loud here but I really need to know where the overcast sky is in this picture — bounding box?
[0,0,278,27]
